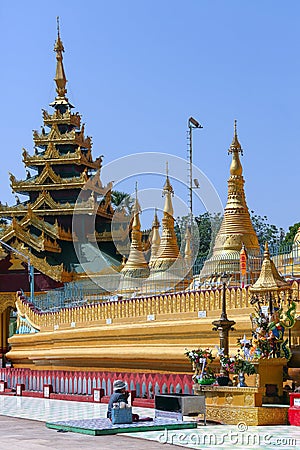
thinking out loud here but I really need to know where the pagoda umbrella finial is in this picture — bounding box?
[53,17,68,99]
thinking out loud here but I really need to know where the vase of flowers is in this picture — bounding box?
[220,351,256,387]
[185,348,215,385]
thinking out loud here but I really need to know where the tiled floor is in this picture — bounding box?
[0,395,299,449]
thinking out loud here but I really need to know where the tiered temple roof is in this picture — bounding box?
[0,22,122,284]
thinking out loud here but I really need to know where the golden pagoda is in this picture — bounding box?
[199,121,260,283]
[119,184,150,291]
[0,21,121,287]
[151,166,181,271]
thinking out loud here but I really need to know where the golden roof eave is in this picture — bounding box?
[33,125,91,149]
[0,221,61,254]
[22,148,101,170]
[10,165,89,192]
[42,109,81,128]
[0,190,113,219]
[13,241,71,282]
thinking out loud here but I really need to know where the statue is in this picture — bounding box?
[250,301,296,360]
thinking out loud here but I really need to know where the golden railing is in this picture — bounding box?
[15,280,300,332]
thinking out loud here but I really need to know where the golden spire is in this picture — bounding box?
[54,17,67,98]
[50,17,73,108]
[121,184,149,278]
[132,182,141,231]
[228,120,243,176]
[152,167,180,270]
[162,162,174,216]
[250,242,291,294]
[149,209,161,267]
[211,120,259,253]
[199,121,260,282]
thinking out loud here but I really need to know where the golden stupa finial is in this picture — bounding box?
[163,162,174,197]
[264,241,270,259]
[132,182,141,230]
[228,119,243,176]
[53,16,67,99]
[152,208,160,228]
[57,16,60,37]
[228,119,243,155]
[162,164,174,216]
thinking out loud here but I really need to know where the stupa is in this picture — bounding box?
[118,184,150,294]
[199,121,260,284]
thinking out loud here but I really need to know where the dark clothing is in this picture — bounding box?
[107,392,128,419]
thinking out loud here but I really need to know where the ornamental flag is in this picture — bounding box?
[240,244,247,288]
[240,246,247,275]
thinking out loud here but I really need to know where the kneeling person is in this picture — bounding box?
[107,380,129,419]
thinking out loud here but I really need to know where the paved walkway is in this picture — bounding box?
[0,396,299,449]
[0,416,180,450]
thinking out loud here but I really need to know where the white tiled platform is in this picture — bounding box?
[0,395,299,449]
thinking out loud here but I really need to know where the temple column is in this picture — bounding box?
[0,312,3,355]
[0,309,9,354]
[3,308,10,354]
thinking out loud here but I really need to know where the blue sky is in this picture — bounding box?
[0,1,299,231]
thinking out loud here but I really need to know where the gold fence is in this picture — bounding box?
[16,280,300,331]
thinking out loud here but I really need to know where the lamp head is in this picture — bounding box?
[188,116,202,128]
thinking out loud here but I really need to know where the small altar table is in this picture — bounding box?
[193,384,288,426]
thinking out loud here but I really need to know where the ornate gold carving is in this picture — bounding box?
[8,253,25,270]
[205,405,287,426]
[225,393,233,405]
[244,393,254,406]
[0,292,17,314]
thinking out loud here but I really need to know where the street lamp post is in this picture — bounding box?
[212,273,235,356]
[0,239,34,301]
[187,116,203,224]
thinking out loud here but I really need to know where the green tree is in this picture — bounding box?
[111,191,134,213]
[175,212,222,259]
[280,222,300,247]
[250,211,284,249]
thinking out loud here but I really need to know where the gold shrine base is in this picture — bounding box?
[193,385,288,426]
